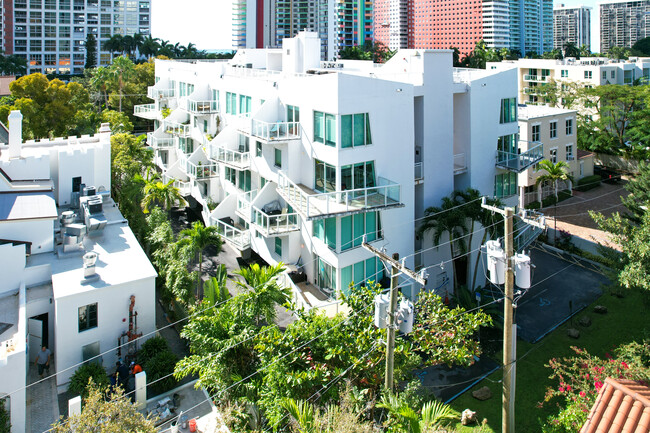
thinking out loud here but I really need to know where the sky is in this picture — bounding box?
[152,0,602,53]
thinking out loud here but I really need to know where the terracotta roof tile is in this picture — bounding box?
[581,378,650,433]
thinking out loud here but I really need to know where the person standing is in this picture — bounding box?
[35,346,51,379]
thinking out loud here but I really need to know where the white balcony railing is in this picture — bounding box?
[210,216,251,250]
[414,162,423,181]
[236,189,257,221]
[134,104,159,119]
[147,132,174,149]
[454,153,467,174]
[496,142,544,173]
[212,147,250,169]
[186,161,219,179]
[249,120,301,141]
[148,87,175,99]
[187,99,219,114]
[252,206,300,236]
[523,75,549,82]
[163,121,191,137]
[162,174,192,196]
[277,171,403,220]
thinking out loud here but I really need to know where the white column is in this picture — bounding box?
[134,371,147,409]
[68,395,82,417]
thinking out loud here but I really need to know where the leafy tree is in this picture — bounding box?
[143,350,178,394]
[0,54,27,76]
[338,41,395,63]
[563,42,580,59]
[178,221,223,297]
[204,264,230,307]
[106,56,136,112]
[579,44,592,57]
[140,173,186,214]
[100,109,133,133]
[50,381,156,433]
[0,398,10,432]
[542,49,563,60]
[621,161,650,223]
[68,363,110,399]
[535,160,574,242]
[632,37,650,56]
[103,34,124,57]
[85,34,97,69]
[235,262,290,326]
[377,392,457,433]
[607,46,630,60]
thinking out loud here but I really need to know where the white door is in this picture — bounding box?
[28,318,43,363]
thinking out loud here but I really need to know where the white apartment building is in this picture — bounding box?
[600,0,650,53]
[137,31,537,306]
[553,4,591,50]
[517,105,594,207]
[487,57,650,106]
[2,0,151,75]
[0,114,156,431]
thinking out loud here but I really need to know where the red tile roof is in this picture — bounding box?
[581,378,650,433]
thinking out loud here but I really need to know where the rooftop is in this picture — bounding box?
[27,195,157,299]
[0,191,57,222]
[581,377,650,433]
[0,133,106,158]
[518,104,576,120]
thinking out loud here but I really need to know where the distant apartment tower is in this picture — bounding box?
[404,0,552,56]
[600,0,650,54]
[232,0,276,49]
[0,0,151,75]
[373,0,408,50]
[554,4,591,50]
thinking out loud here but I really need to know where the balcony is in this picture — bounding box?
[134,104,159,119]
[163,121,191,137]
[210,216,250,250]
[414,162,423,183]
[454,153,467,175]
[252,206,300,236]
[187,99,219,115]
[212,147,250,169]
[162,174,192,195]
[147,132,173,149]
[523,75,548,82]
[236,189,257,221]
[277,171,403,221]
[247,120,301,142]
[148,87,175,100]
[496,142,544,173]
[186,161,219,179]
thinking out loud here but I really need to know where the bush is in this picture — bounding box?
[68,363,109,399]
[143,350,178,395]
[0,398,10,432]
[526,201,541,210]
[136,336,170,366]
[576,175,601,192]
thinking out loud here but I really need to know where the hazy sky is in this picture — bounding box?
[152,0,602,52]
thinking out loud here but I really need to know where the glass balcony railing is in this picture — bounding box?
[211,147,250,169]
[496,142,544,173]
[163,121,191,137]
[414,162,423,181]
[148,87,175,99]
[236,189,257,221]
[523,75,549,82]
[186,161,219,179]
[277,171,403,220]
[147,132,173,149]
[162,174,191,195]
[249,120,301,141]
[252,205,300,236]
[210,216,250,250]
[134,103,158,119]
[187,99,219,114]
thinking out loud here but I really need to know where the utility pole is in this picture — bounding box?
[362,240,427,392]
[502,207,515,433]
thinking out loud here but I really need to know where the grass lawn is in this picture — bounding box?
[449,288,648,432]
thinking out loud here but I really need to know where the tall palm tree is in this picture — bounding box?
[107,56,135,112]
[102,34,123,57]
[140,36,160,58]
[535,159,574,243]
[417,194,469,290]
[564,42,580,59]
[132,32,145,57]
[121,35,135,58]
[140,170,187,214]
[235,262,290,326]
[178,221,223,298]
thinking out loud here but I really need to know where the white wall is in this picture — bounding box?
[0,155,50,181]
[57,144,110,206]
[0,243,26,296]
[0,219,54,256]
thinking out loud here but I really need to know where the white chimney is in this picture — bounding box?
[8,110,23,159]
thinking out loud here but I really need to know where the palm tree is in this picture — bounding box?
[90,66,110,108]
[235,262,290,326]
[121,35,135,58]
[203,264,230,308]
[580,44,592,57]
[417,193,469,290]
[140,36,160,58]
[178,221,223,298]
[107,56,136,112]
[140,170,187,214]
[377,392,457,433]
[564,42,580,59]
[132,32,145,57]
[535,159,574,243]
[102,34,123,57]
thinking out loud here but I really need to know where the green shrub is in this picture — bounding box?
[68,363,109,399]
[525,201,541,210]
[576,175,601,192]
[143,350,178,395]
[0,398,10,432]
[136,336,170,366]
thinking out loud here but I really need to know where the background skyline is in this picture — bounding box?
[152,0,603,53]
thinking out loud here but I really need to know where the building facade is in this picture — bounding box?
[137,31,538,308]
[553,4,591,50]
[373,0,408,50]
[1,0,151,75]
[600,0,650,54]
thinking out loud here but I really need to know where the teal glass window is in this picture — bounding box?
[314,111,336,146]
[275,237,282,257]
[494,172,517,198]
[238,169,251,192]
[497,134,517,163]
[314,159,336,193]
[499,98,517,123]
[274,148,281,168]
[226,92,236,114]
[239,95,251,116]
[341,161,375,192]
[317,257,335,294]
[340,257,383,296]
[287,105,300,122]
[341,212,381,251]
[256,141,262,157]
[341,113,371,148]
[314,218,336,250]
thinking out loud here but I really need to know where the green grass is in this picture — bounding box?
[449,288,649,432]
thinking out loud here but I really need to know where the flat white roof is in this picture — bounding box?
[518,104,576,120]
[0,191,57,221]
[28,196,157,299]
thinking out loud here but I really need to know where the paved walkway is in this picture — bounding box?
[26,363,60,433]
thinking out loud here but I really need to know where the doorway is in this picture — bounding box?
[28,313,48,363]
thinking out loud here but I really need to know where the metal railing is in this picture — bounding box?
[236,189,258,220]
[187,99,219,114]
[252,206,300,236]
[186,161,219,179]
[148,87,175,99]
[163,120,191,137]
[277,171,402,220]
[134,104,158,118]
[454,153,467,174]
[523,75,549,82]
[414,162,423,181]
[249,120,301,141]
[147,132,174,149]
[210,216,251,250]
[496,142,544,173]
[212,147,250,169]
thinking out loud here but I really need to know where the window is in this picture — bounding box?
[226,92,236,114]
[274,148,281,168]
[611,70,615,79]
[550,148,558,163]
[30,26,42,38]
[532,124,540,142]
[566,144,574,161]
[494,172,517,198]
[340,257,384,296]
[341,212,381,251]
[496,134,517,162]
[565,119,573,135]
[550,121,557,139]
[287,104,300,123]
[239,95,251,116]
[341,113,372,147]
[274,237,282,257]
[238,169,252,192]
[255,141,262,157]
[584,71,592,79]
[78,303,98,332]
[44,40,56,52]
[314,218,336,250]
[313,111,336,146]
[59,26,70,37]
[314,159,335,193]
[580,160,584,177]
[499,98,517,123]
[224,166,236,184]
[602,71,607,80]
[59,12,71,23]
[341,161,375,193]
[561,69,568,78]
[316,257,335,294]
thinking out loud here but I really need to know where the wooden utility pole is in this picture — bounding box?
[502,207,515,433]
[362,240,427,392]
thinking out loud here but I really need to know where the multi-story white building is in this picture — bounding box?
[600,0,650,54]
[0,114,156,431]
[517,105,594,207]
[487,57,650,106]
[553,4,591,50]
[137,31,540,304]
[1,0,151,75]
